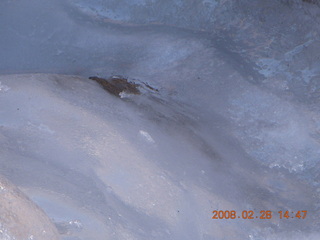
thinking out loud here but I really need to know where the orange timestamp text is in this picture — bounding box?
[212,210,307,220]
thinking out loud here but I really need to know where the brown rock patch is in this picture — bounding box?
[89,76,140,97]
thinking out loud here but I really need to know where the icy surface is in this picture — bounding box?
[0,0,320,239]
[0,175,60,240]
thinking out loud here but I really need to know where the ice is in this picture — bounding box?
[0,0,320,240]
[0,82,10,92]
[139,130,155,143]
[0,71,316,239]
[0,175,60,240]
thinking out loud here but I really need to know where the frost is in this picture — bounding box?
[0,82,10,92]
[0,224,14,240]
[256,58,285,77]
[284,40,314,61]
[139,130,155,143]
[68,220,83,229]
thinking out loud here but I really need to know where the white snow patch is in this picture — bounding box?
[0,82,10,92]
[139,130,155,143]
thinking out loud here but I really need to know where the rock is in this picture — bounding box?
[89,76,140,97]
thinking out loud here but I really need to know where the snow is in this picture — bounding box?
[0,82,10,92]
[139,130,155,143]
[0,0,320,240]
